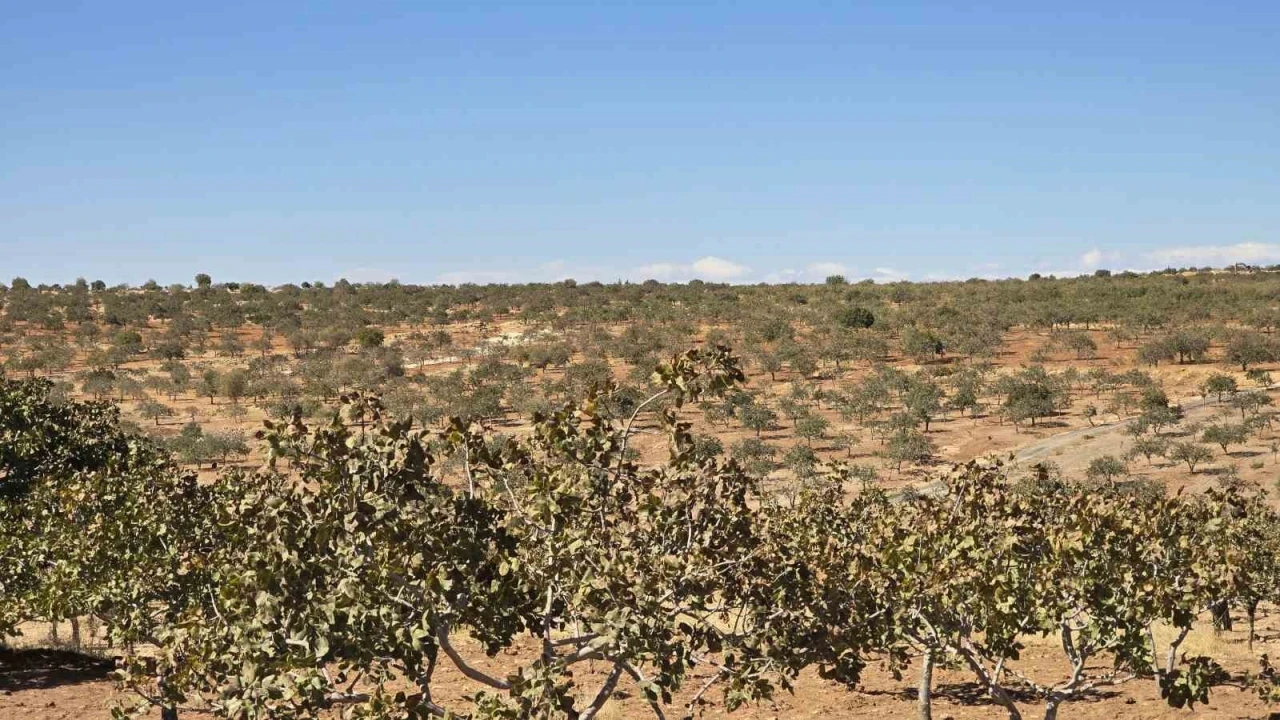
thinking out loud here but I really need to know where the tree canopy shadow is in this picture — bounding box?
[864,680,1121,708]
[0,646,116,692]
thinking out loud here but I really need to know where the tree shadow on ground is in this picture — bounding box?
[866,681,1121,708]
[0,646,115,692]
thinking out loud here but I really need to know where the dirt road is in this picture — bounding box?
[914,385,1273,497]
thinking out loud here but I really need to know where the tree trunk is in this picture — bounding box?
[70,617,81,648]
[1248,600,1258,652]
[918,649,935,720]
[161,706,179,720]
[1043,697,1061,720]
[1211,599,1233,633]
[957,644,1023,720]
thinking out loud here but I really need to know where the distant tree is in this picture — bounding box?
[153,338,186,360]
[782,345,818,378]
[729,437,777,476]
[782,445,818,479]
[218,332,245,358]
[195,273,212,289]
[164,360,191,395]
[1246,368,1273,387]
[1231,390,1273,419]
[833,306,875,330]
[903,376,943,432]
[200,369,221,405]
[1166,330,1211,364]
[795,414,829,447]
[255,329,275,358]
[137,399,174,426]
[1085,455,1128,483]
[739,403,777,438]
[1202,374,1238,403]
[690,434,723,460]
[1061,331,1098,359]
[831,432,859,458]
[946,371,985,417]
[884,428,935,472]
[220,369,250,405]
[356,326,386,349]
[901,327,945,363]
[1127,435,1169,466]
[755,351,782,382]
[1136,338,1175,366]
[80,368,116,400]
[115,375,146,402]
[113,329,144,355]
[1226,332,1275,371]
[997,367,1065,429]
[1168,441,1214,473]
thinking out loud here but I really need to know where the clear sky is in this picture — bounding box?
[3,2,1278,286]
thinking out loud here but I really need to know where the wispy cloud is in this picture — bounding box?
[1145,242,1280,267]
[807,261,848,277]
[436,260,593,285]
[423,242,1277,287]
[634,256,751,282]
[873,267,908,281]
[690,256,751,280]
[338,267,400,283]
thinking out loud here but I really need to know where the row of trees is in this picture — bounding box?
[5,349,1280,719]
[8,265,1280,335]
[9,268,1280,386]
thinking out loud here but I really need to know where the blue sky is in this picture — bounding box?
[3,2,1278,286]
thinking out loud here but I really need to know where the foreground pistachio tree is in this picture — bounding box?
[0,377,202,644]
[4,348,1275,720]
[865,464,1261,720]
[114,346,886,719]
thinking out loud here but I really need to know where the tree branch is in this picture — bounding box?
[579,664,625,720]
[620,661,669,720]
[435,625,511,690]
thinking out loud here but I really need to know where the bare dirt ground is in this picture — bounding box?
[4,614,1280,719]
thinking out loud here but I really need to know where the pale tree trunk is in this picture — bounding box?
[918,649,935,720]
[1248,599,1259,652]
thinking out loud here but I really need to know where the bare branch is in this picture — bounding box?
[436,625,511,691]
[620,661,669,720]
[579,664,625,720]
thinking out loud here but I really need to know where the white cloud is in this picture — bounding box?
[1079,248,1124,270]
[632,256,751,282]
[633,262,684,280]
[1039,268,1093,278]
[1145,242,1280,267]
[338,267,399,284]
[690,256,750,280]
[762,268,803,283]
[436,260,610,285]
[807,261,848,277]
[872,267,908,281]
[436,269,518,285]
